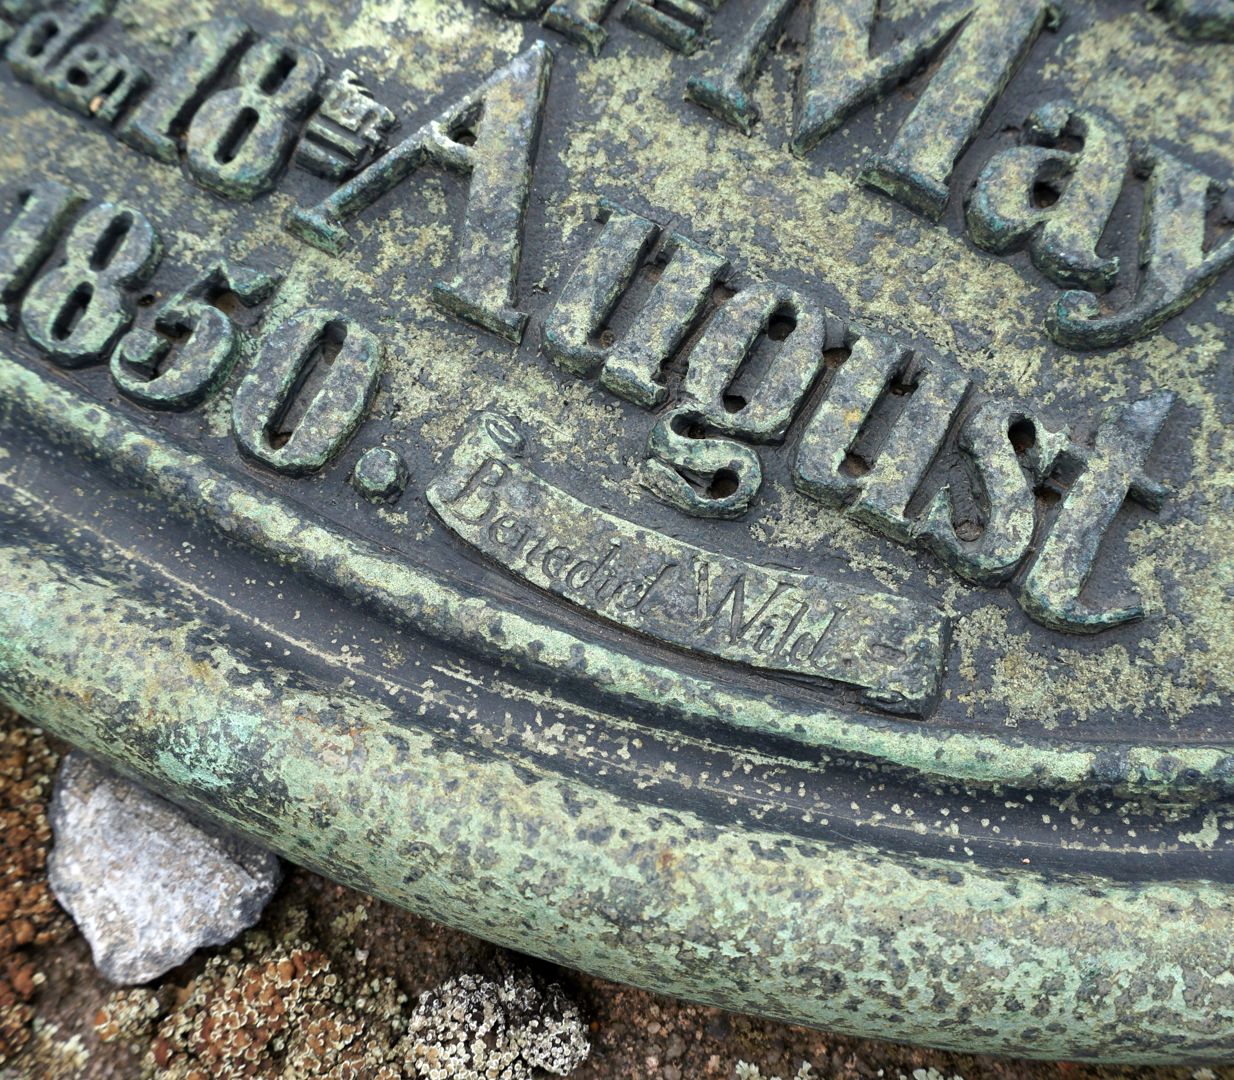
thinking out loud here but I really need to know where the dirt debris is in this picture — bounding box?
[0,709,71,1066]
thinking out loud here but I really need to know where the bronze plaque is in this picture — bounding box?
[1,0,1233,1062]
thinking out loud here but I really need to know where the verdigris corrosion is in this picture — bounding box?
[1,0,1234,1064]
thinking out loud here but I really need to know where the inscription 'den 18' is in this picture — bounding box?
[0,0,1216,674]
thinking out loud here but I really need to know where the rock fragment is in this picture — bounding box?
[46,752,280,985]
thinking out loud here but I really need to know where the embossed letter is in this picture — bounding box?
[232,309,382,476]
[643,413,765,520]
[643,284,830,521]
[119,19,253,164]
[21,203,162,368]
[674,284,829,442]
[543,0,618,54]
[185,38,324,201]
[7,1,106,85]
[287,44,553,344]
[479,0,547,14]
[111,261,279,410]
[542,202,728,406]
[1150,0,1234,41]
[0,181,84,328]
[917,402,1065,586]
[687,0,1057,219]
[859,0,1058,219]
[1047,149,1234,349]
[793,332,971,544]
[1018,392,1174,633]
[967,102,1129,292]
[624,0,724,54]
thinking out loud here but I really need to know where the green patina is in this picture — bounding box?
[6,354,1234,797]
[1150,0,1234,40]
[5,547,1234,1064]
[1,0,1234,1063]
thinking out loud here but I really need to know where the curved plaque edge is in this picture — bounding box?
[1,538,1233,1064]
[1,350,1231,802]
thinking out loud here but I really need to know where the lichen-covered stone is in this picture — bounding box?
[88,896,589,1079]
[94,905,409,1078]
[405,969,590,1079]
[47,752,281,985]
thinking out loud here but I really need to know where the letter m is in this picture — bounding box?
[688,0,1059,220]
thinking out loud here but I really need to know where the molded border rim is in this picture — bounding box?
[2,352,1232,801]
[2,539,1234,1063]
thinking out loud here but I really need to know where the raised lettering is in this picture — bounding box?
[231,309,382,476]
[543,201,729,406]
[1018,392,1174,632]
[966,101,1129,292]
[643,411,763,520]
[1048,148,1234,349]
[861,0,1058,219]
[21,202,162,368]
[43,39,147,124]
[185,37,324,201]
[111,261,279,410]
[0,181,85,328]
[286,43,553,344]
[674,284,829,442]
[542,202,660,377]
[431,413,949,715]
[792,330,908,509]
[119,19,254,164]
[685,0,799,134]
[917,402,1066,586]
[793,334,970,544]
[847,363,972,544]
[1151,0,1234,41]
[623,0,723,54]
[543,0,617,55]
[686,0,1057,220]
[7,1,106,85]
[479,0,546,14]
[294,70,396,180]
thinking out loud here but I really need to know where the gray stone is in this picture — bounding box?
[47,752,281,985]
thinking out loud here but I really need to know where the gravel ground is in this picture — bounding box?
[0,706,1228,1080]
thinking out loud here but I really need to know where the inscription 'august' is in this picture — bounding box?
[0,2,1195,643]
[546,202,1175,637]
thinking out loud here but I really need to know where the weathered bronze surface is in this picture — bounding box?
[1,0,1233,1063]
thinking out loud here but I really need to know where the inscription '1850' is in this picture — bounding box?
[428,413,948,717]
